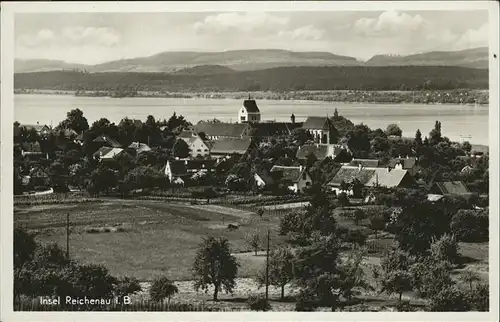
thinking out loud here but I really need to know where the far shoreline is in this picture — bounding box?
[14,89,490,107]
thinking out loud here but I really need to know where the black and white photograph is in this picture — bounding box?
[1,1,499,320]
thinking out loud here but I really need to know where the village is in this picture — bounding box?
[13,98,489,312]
[13,98,486,200]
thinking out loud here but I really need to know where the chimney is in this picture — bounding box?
[291,113,296,124]
[184,160,188,165]
[100,151,103,158]
[358,163,362,171]
[299,165,303,173]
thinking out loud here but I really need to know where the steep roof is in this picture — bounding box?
[178,129,198,138]
[302,117,331,130]
[93,134,122,148]
[210,138,252,155]
[250,122,302,137]
[366,169,409,188]
[349,159,380,168]
[328,165,388,187]
[433,181,470,195]
[270,165,305,183]
[128,142,152,154]
[194,122,250,138]
[93,146,113,159]
[243,99,260,113]
[254,170,275,186]
[22,124,49,132]
[167,159,216,176]
[388,157,417,169]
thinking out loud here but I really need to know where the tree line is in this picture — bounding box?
[14,65,488,92]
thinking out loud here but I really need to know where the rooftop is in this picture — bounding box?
[194,122,250,138]
[270,165,305,183]
[243,99,260,113]
[210,138,252,155]
[302,116,332,131]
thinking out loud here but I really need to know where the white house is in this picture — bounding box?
[178,130,210,158]
[238,99,261,123]
[270,165,312,193]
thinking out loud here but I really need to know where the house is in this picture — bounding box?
[128,142,152,155]
[238,99,261,123]
[270,165,312,193]
[366,169,416,189]
[28,166,49,187]
[92,134,122,148]
[93,147,126,161]
[301,116,336,144]
[164,159,216,182]
[21,123,52,137]
[296,144,352,163]
[327,164,389,195]
[21,141,43,156]
[253,170,275,189]
[388,157,420,176]
[178,131,210,158]
[194,122,251,140]
[249,121,303,139]
[348,159,380,168]
[210,138,252,157]
[430,181,472,196]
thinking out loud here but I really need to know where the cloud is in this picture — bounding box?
[354,10,428,37]
[454,23,488,50]
[16,26,122,48]
[193,12,289,34]
[278,25,325,41]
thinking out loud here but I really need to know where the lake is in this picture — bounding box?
[14,94,489,145]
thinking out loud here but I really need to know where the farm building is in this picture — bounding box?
[270,165,312,193]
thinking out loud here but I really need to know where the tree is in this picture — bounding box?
[386,124,402,137]
[172,139,190,158]
[337,192,349,207]
[450,209,488,242]
[149,276,178,303]
[256,245,295,300]
[459,270,481,292]
[430,233,460,265]
[342,228,367,249]
[353,209,366,226]
[429,120,442,146]
[63,108,89,134]
[414,129,423,147]
[291,128,313,145]
[409,256,454,299]
[14,227,37,269]
[113,276,142,298]
[351,179,363,198]
[373,248,414,302]
[245,231,261,256]
[292,234,343,311]
[192,237,239,301]
[202,187,218,204]
[347,124,371,156]
[368,209,386,241]
[338,249,372,300]
[428,286,471,311]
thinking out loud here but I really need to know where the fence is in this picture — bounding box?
[15,298,244,312]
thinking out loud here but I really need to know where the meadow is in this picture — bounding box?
[14,199,488,310]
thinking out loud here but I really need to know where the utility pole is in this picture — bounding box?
[66,213,70,259]
[265,228,270,302]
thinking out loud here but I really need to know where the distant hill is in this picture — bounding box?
[14,66,488,92]
[15,49,361,74]
[173,65,236,75]
[15,48,488,74]
[14,59,90,73]
[366,47,488,69]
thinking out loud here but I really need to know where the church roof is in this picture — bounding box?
[243,100,260,113]
[302,117,332,130]
[194,122,250,138]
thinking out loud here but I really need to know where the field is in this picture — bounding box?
[14,199,489,310]
[14,199,287,281]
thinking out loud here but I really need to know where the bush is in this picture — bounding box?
[295,293,317,312]
[428,286,471,311]
[247,295,271,311]
[149,276,178,303]
[450,209,488,242]
[430,233,460,265]
[396,300,416,312]
[465,282,489,311]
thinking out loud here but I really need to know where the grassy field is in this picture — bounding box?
[14,199,287,281]
[15,199,489,310]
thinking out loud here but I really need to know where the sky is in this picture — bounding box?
[14,10,489,64]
